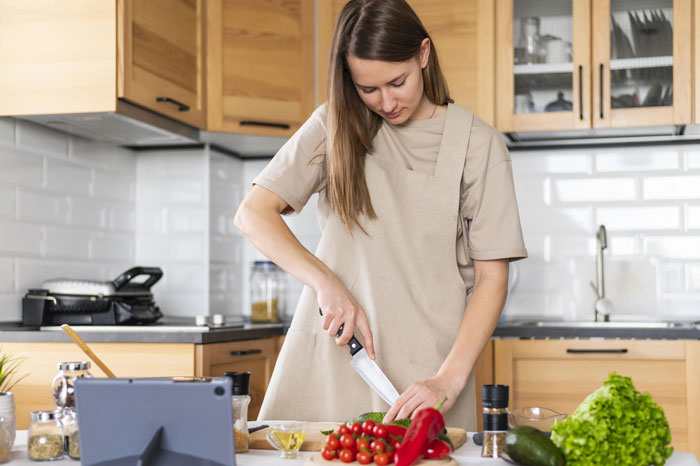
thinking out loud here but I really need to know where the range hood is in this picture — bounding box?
[505,124,700,150]
[17,99,288,158]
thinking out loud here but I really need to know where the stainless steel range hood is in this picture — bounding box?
[18,100,201,146]
[17,99,289,158]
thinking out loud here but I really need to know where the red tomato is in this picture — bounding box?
[372,424,388,439]
[339,448,355,463]
[350,422,363,436]
[326,434,340,450]
[370,441,385,453]
[390,439,401,450]
[321,446,336,461]
[356,437,371,451]
[374,452,390,465]
[340,434,355,449]
[357,451,372,464]
[361,420,376,436]
[338,424,350,436]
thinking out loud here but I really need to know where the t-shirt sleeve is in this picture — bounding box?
[460,118,528,262]
[252,104,328,215]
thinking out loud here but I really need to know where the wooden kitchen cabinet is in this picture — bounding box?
[205,0,315,137]
[317,0,497,125]
[495,0,691,132]
[494,339,700,457]
[120,0,206,127]
[3,336,284,430]
[0,0,205,127]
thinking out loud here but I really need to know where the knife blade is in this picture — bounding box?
[319,308,400,406]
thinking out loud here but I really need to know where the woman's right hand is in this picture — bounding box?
[317,277,376,360]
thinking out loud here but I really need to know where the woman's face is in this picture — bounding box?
[346,38,432,124]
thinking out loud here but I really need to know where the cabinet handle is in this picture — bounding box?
[599,63,604,119]
[240,121,290,130]
[566,348,628,354]
[578,65,583,120]
[156,97,190,112]
[230,349,262,356]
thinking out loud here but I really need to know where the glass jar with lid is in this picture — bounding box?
[28,410,64,461]
[51,361,93,410]
[250,261,285,323]
[67,408,80,460]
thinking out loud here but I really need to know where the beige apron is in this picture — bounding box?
[258,104,476,430]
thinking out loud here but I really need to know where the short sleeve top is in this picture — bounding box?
[253,103,528,286]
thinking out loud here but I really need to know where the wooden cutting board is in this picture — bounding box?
[249,422,467,452]
[305,454,458,465]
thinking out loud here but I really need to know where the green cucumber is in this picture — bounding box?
[505,426,565,466]
[358,412,386,423]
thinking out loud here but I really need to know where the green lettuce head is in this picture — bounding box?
[550,372,673,465]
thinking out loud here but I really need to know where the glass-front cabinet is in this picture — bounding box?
[496,0,691,133]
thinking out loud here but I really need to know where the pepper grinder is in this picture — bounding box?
[225,371,251,453]
[481,384,509,458]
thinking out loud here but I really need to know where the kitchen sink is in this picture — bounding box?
[509,321,698,329]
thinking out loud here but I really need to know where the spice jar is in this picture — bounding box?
[481,384,509,458]
[250,261,284,323]
[225,371,251,453]
[67,408,80,460]
[51,361,93,409]
[28,410,64,461]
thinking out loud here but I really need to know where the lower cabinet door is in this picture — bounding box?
[494,339,699,455]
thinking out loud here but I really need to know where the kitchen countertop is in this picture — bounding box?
[493,321,700,340]
[0,319,698,344]
[7,429,699,466]
[0,317,288,344]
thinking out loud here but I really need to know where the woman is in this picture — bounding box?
[234,0,527,430]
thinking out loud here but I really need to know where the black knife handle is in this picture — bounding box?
[319,308,364,356]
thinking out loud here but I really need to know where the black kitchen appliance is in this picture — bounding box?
[22,266,164,326]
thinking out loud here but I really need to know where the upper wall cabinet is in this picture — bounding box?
[496,0,691,133]
[317,0,496,125]
[206,0,315,137]
[0,0,205,128]
[121,0,206,128]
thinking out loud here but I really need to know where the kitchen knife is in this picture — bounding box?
[319,308,400,406]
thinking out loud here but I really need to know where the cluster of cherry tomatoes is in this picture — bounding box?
[320,419,403,465]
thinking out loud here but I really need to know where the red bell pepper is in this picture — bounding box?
[423,439,451,459]
[393,399,447,466]
[386,424,407,439]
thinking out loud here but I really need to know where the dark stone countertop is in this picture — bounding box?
[493,320,700,340]
[0,317,289,344]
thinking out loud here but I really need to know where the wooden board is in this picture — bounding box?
[305,454,458,466]
[250,422,467,452]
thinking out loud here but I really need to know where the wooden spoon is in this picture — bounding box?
[60,324,117,378]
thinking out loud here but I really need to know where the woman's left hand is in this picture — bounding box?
[382,374,459,423]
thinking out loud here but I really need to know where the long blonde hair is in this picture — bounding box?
[326,0,451,233]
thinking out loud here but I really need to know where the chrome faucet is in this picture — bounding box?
[591,225,612,322]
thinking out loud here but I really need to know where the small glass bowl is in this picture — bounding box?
[508,407,567,432]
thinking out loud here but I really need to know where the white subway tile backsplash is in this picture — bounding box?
[0,295,21,320]
[554,177,636,202]
[0,185,15,218]
[210,184,240,208]
[136,207,166,234]
[16,258,106,291]
[46,159,92,197]
[45,227,91,260]
[661,263,685,293]
[608,235,637,255]
[172,236,206,262]
[69,197,106,229]
[512,176,549,206]
[596,206,680,231]
[660,293,700,321]
[684,149,700,170]
[510,151,591,174]
[169,208,206,233]
[643,176,700,200]
[644,236,700,259]
[17,189,68,225]
[688,205,700,230]
[0,118,14,145]
[595,150,679,172]
[0,258,14,293]
[210,236,241,264]
[685,263,700,291]
[0,147,43,188]
[70,137,117,170]
[93,171,134,201]
[210,208,230,236]
[542,235,593,262]
[137,235,171,263]
[16,120,69,157]
[91,234,134,262]
[166,264,207,292]
[520,207,591,234]
[156,293,207,317]
[108,206,136,233]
